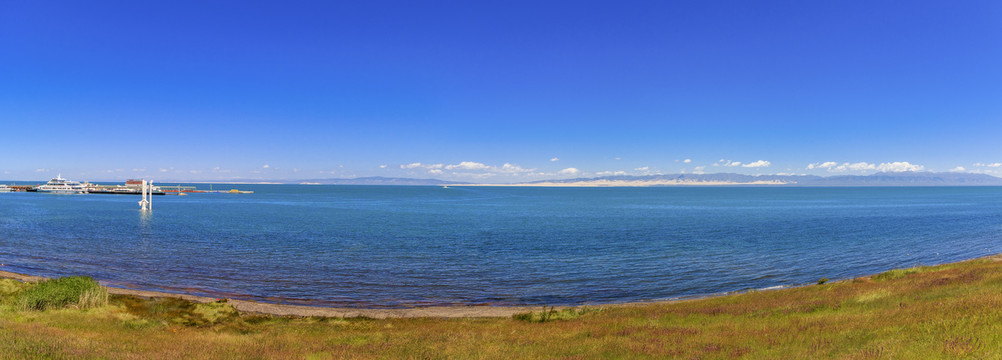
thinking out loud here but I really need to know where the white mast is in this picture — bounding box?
[138,179,151,211]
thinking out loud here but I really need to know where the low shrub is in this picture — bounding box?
[15,276,108,311]
[873,268,921,282]
[513,306,597,323]
[116,296,239,327]
[0,278,29,296]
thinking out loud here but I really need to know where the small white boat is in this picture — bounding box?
[0,185,10,193]
[35,174,87,194]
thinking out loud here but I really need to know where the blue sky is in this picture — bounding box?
[2,1,1000,182]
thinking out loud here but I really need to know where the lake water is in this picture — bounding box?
[1,185,1000,307]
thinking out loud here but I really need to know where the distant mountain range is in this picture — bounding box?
[286,172,1002,187]
[521,172,1002,187]
[294,177,470,186]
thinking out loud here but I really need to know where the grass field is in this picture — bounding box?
[3,257,1002,359]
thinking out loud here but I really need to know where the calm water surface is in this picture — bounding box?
[1,185,1001,307]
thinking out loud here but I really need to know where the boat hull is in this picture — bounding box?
[35,189,87,194]
[87,190,166,195]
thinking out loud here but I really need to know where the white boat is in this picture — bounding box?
[35,174,87,194]
[0,185,10,193]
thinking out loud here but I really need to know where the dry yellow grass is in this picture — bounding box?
[3,257,1002,358]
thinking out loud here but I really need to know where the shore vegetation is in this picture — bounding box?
[3,257,1002,358]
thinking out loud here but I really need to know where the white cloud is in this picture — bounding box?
[807,161,838,170]
[498,163,533,173]
[35,168,52,173]
[843,162,876,171]
[401,161,537,177]
[715,159,742,167]
[974,162,1002,168]
[683,159,692,163]
[742,160,770,168]
[262,164,270,169]
[596,171,627,176]
[950,166,966,172]
[558,168,580,175]
[634,166,649,171]
[447,172,498,179]
[159,168,169,172]
[876,161,924,172]
[693,166,706,174]
[550,157,559,162]
[131,168,146,172]
[379,165,387,169]
[808,161,876,172]
[445,161,490,171]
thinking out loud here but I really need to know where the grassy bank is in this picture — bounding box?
[4,257,1002,359]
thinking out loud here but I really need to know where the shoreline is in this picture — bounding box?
[0,270,555,318]
[4,254,1000,318]
[0,268,736,318]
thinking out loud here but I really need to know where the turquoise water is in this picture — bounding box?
[1,185,1001,307]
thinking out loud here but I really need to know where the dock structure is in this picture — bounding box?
[8,180,252,195]
[159,185,198,193]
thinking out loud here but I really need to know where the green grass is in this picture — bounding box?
[3,258,1002,358]
[13,276,107,311]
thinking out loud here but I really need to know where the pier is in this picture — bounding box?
[2,180,253,195]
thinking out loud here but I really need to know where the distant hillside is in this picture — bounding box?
[792,172,1002,186]
[280,172,1002,187]
[294,177,467,186]
[520,172,1002,187]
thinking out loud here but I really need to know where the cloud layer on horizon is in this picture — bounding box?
[807,161,924,173]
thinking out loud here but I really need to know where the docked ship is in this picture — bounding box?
[0,184,10,193]
[35,175,88,194]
